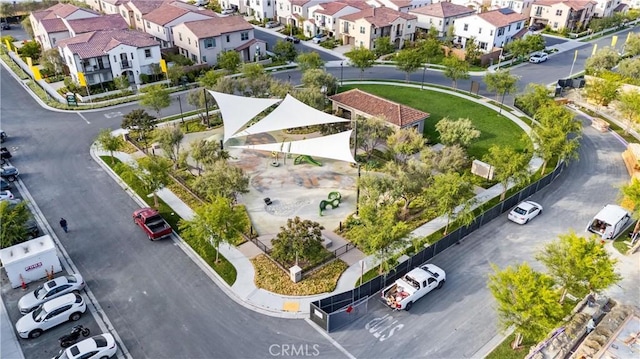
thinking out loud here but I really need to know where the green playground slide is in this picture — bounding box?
[294,155,322,166]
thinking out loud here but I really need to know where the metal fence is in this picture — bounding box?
[310,164,565,332]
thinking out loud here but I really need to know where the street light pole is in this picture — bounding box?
[356,164,361,216]
[421,63,427,90]
[203,88,210,127]
[340,62,343,87]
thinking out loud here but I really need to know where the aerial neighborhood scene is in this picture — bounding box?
[1,0,640,357]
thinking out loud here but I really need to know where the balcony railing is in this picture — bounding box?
[121,61,132,69]
[84,65,110,73]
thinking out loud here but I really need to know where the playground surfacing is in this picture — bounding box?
[224,132,359,237]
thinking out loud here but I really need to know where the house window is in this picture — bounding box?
[226,35,230,42]
[157,26,160,32]
[463,23,468,31]
[497,27,504,36]
[479,42,487,50]
[67,56,72,65]
[136,14,140,21]
[516,22,521,30]
[360,26,365,34]
[478,27,482,34]
[202,56,206,62]
[407,23,411,28]
[204,38,216,48]
[279,3,282,9]
[188,38,191,45]
[556,9,562,15]
[191,54,197,62]
[131,52,134,59]
[146,21,150,28]
[145,49,151,58]
[490,29,493,36]
[241,32,249,40]
[179,33,182,41]
[121,10,125,17]
[553,22,558,28]
[113,55,117,62]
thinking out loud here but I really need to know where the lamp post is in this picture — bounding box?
[203,88,210,127]
[356,164,361,215]
[340,61,343,87]
[496,42,505,70]
[421,63,427,90]
[177,94,186,130]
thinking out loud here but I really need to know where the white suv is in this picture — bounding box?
[16,293,87,339]
[18,274,85,314]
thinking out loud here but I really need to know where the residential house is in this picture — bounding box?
[306,1,370,37]
[409,2,475,36]
[142,2,216,48]
[276,0,333,27]
[329,89,430,133]
[57,29,161,86]
[593,0,621,17]
[218,0,275,20]
[437,0,487,13]
[529,0,596,31]
[30,3,99,50]
[452,8,527,53]
[99,0,128,15]
[490,0,536,17]
[172,16,266,65]
[621,0,640,9]
[124,0,165,31]
[367,0,432,12]
[338,6,417,49]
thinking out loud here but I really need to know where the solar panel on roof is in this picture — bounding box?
[498,8,515,14]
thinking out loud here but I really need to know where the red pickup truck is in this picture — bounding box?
[132,208,173,240]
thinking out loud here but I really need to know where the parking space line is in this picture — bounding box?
[14,179,131,359]
[76,112,90,124]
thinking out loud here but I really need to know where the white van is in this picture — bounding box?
[586,205,631,239]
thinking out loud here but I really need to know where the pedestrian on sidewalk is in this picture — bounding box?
[59,218,68,233]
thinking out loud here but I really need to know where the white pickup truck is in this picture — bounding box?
[381,264,446,311]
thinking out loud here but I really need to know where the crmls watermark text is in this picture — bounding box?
[268,344,320,357]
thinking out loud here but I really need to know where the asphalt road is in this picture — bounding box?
[253,27,343,61]
[328,116,632,359]
[0,67,348,359]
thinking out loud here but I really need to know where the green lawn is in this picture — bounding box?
[341,84,531,160]
[486,333,536,359]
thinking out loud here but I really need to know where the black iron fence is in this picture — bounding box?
[310,164,565,332]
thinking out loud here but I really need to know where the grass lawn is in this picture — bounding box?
[485,333,536,359]
[341,84,531,160]
[99,156,237,285]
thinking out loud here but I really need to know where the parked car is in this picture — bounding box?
[508,201,543,224]
[1,22,9,30]
[285,36,300,44]
[221,8,235,15]
[312,33,328,44]
[265,21,280,28]
[1,165,19,181]
[0,189,14,201]
[1,147,11,164]
[18,274,85,314]
[15,293,87,339]
[133,207,173,240]
[529,52,548,63]
[1,178,10,190]
[54,333,118,359]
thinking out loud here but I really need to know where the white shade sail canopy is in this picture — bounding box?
[231,94,350,138]
[231,130,356,163]
[207,90,282,142]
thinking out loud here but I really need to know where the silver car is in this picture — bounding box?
[18,274,85,314]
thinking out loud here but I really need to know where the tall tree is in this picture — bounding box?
[584,77,620,107]
[294,87,326,110]
[395,48,424,82]
[179,196,248,263]
[190,139,228,175]
[0,201,30,249]
[192,160,249,202]
[488,263,564,347]
[187,88,215,110]
[217,50,241,73]
[435,117,481,148]
[616,58,640,81]
[301,69,338,95]
[95,129,123,164]
[356,116,394,160]
[484,70,519,104]
[504,38,532,62]
[121,109,157,150]
[536,231,621,302]
[296,52,325,72]
[624,32,640,56]
[531,103,582,175]
[40,48,64,75]
[464,37,481,64]
[516,84,553,119]
[345,46,376,79]
[620,178,640,234]
[386,126,425,165]
[442,56,470,89]
[272,40,298,62]
[270,216,324,265]
[373,36,395,58]
[585,47,619,75]
[428,172,476,235]
[617,90,640,134]
[198,69,222,89]
[140,84,171,119]
[424,144,468,174]
[525,34,546,52]
[483,145,530,200]
[154,127,184,167]
[134,156,172,208]
[384,159,434,219]
[418,37,443,69]
[21,17,34,39]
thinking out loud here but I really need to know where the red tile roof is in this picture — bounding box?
[410,2,476,18]
[143,3,190,25]
[40,18,68,33]
[182,16,252,38]
[341,6,416,27]
[387,0,414,8]
[315,2,349,15]
[129,0,166,15]
[477,9,526,27]
[329,89,429,127]
[292,0,312,5]
[169,1,218,17]
[33,3,98,21]
[235,38,264,51]
[66,14,129,34]
[533,0,596,10]
[57,29,159,59]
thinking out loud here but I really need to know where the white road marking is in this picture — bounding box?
[76,112,90,124]
[104,111,124,119]
[305,318,357,359]
[14,179,131,359]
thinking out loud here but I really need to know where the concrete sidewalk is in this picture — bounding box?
[90,81,542,319]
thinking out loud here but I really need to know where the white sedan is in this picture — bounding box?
[529,52,548,63]
[54,333,118,359]
[18,274,85,314]
[16,293,87,339]
[0,189,14,201]
[508,201,543,224]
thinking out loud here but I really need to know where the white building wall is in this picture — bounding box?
[453,16,525,52]
[594,0,621,17]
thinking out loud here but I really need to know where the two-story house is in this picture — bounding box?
[367,0,432,12]
[122,0,165,31]
[452,8,527,53]
[218,0,275,20]
[99,0,128,15]
[338,6,417,49]
[172,16,266,65]
[142,2,216,48]
[410,2,476,36]
[57,29,161,86]
[490,0,536,17]
[30,3,99,50]
[593,0,621,17]
[529,0,596,32]
[276,0,333,28]
[306,1,370,37]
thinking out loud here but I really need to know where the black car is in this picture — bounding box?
[1,165,19,181]
[1,178,10,190]
[1,147,12,164]
[285,36,300,44]
[1,22,10,30]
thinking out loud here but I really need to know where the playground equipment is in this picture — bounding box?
[319,191,342,216]
[294,155,322,166]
